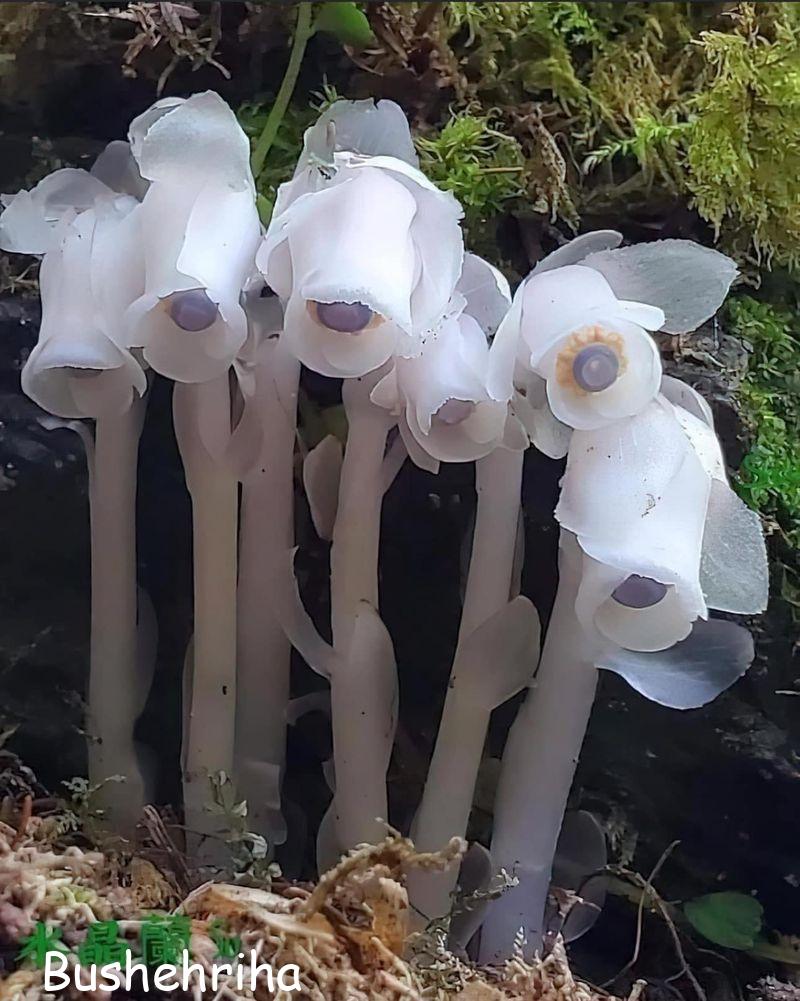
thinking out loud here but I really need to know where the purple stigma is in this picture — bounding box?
[573,343,619,393]
[612,575,668,609]
[314,301,374,333]
[434,399,476,425]
[169,289,219,332]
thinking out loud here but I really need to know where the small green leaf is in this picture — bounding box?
[314,2,374,48]
[684,892,764,949]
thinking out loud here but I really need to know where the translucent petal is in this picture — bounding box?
[398,418,440,474]
[0,168,112,254]
[582,240,738,335]
[178,184,261,302]
[557,399,688,537]
[511,373,572,460]
[351,156,464,332]
[700,479,769,614]
[127,179,258,381]
[559,402,713,650]
[597,618,755,709]
[519,265,663,368]
[133,91,252,190]
[299,98,418,169]
[486,282,525,403]
[21,209,145,418]
[90,140,149,200]
[533,231,623,273]
[281,170,417,331]
[660,374,714,427]
[457,253,512,338]
[406,398,510,463]
[128,95,185,161]
[405,315,490,434]
[669,400,726,480]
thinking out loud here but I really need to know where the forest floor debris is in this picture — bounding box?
[0,813,629,1001]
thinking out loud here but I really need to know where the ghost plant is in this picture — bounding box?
[383,255,540,923]
[0,148,152,835]
[124,92,262,851]
[258,98,465,859]
[479,237,767,961]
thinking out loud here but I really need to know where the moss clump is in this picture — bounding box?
[726,295,800,546]
[416,113,526,250]
[686,5,800,269]
[238,98,318,222]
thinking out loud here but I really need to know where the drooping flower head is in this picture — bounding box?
[371,254,525,469]
[497,234,738,441]
[257,99,464,378]
[555,377,768,708]
[125,92,262,383]
[0,145,147,419]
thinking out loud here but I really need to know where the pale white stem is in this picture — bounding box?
[174,375,238,851]
[479,545,598,962]
[236,336,300,844]
[328,373,396,851]
[86,396,149,836]
[408,447,525,921]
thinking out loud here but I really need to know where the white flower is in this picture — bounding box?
[0,143,147,419]
[497,234,739,436]
[22,202,146,419]
[370,255,525,467]
[554,379,768,707]
[0,140,145,255]
[295,98,419,174]
[257,103,464,379]
[511,264,666,431]
[125,91,262,383]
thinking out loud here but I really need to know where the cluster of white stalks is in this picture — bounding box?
[0,93,768,961]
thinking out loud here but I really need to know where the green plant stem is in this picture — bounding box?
[251,2,314,180]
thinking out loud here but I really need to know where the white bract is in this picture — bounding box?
[125,92,261,383]
[556,382,768,708]
[370,254,524,467]
[258,102,464,378]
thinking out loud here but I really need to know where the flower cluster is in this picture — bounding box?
[0,90,771,954]
[500,233,768,707]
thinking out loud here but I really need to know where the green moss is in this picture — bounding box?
[416,113,526,245]
[238,99,316,221]
[726,296,800,545]
[685,5,800,269]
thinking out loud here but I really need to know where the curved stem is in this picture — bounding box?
[480,539,598,962]
[328,373,395,853]
[174,375,239,858]
[86,396,149,836]
[236,336,300,845]
[251,2,314,180]
[408,448,524,921]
